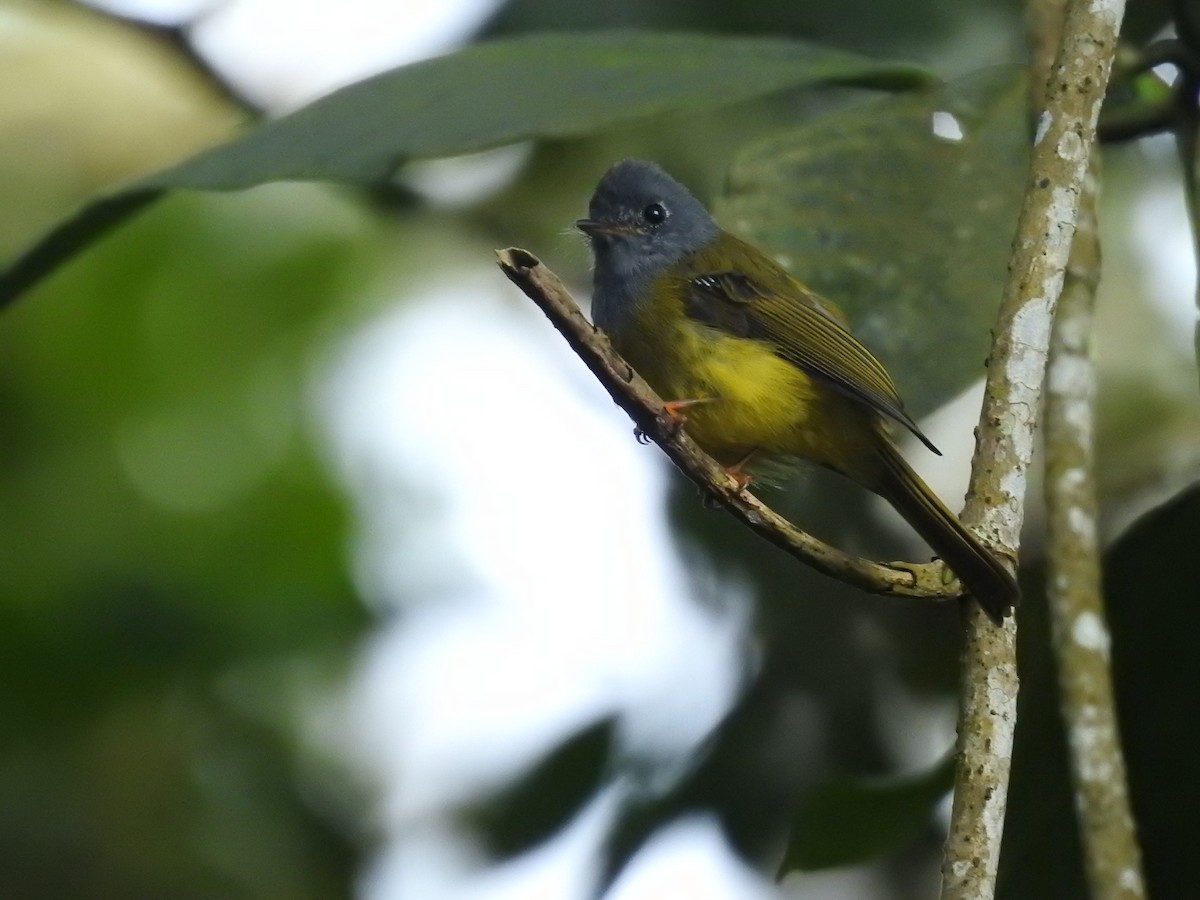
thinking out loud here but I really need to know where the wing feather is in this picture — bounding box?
[680,236,939,455]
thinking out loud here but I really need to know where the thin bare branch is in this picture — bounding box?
[940,0,1126,897]
[496,247,962,601]
[1044,163,1146,899]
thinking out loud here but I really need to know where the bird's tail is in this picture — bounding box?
[871,436,1019,623]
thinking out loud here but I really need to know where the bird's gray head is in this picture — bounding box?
[576,160,719,332]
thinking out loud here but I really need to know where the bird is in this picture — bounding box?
[576,159,1017,622]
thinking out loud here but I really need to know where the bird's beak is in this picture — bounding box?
[575,218,634,236]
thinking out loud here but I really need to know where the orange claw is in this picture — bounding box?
[662,397,714,421]
[659,397,715,438]
[634,398,701,444]
[722,449,757,494]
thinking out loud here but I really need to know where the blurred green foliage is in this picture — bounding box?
[781,753,955,872]
[0,183,377,896]
[481,0,1022,64]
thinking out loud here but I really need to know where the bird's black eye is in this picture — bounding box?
[641,202,668,225]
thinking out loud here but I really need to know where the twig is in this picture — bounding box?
[1044,162,1146,898]
[495,247,962,601]
[1033,0,1144,890]
[939,1,1126,898]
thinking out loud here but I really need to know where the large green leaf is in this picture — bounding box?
[466,718,615,860]
[718,67,1028,417]
[0,32,931,309]
[779,753,955,872]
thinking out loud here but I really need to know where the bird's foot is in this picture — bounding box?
[722,449,758,495]
[654,397,715,439]
[635,398,714,444]
[724,470,753,494]
[663,397,712,427]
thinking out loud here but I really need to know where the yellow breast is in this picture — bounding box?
[613,288,819,465]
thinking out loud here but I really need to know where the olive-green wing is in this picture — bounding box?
[679,239,939,454]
